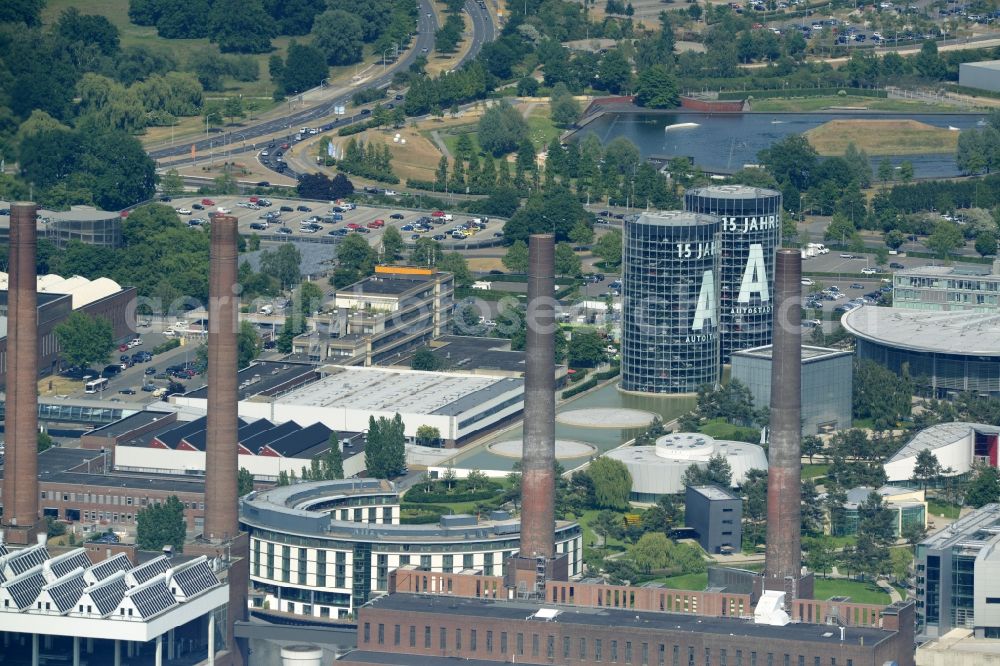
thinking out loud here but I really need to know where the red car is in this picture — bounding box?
[368,219,385,229]
[431,210,445,218]
[118,343,129,352]
[347,222,361,230]
[201,198,215,206]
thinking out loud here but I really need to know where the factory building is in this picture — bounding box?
[621,211,721,394]
[731,344,853,435]
[174,364,526,447]
[685,185,782,364]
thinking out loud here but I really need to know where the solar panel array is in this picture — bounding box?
[86,574,129,616]
[6,569,46,610]
[0,543,8,558]
[171,559,219,599]
[86,553,131,583]
[49,550,92,580]
[128,555,170,585]
[45,571,87,613]
[5,546,49,577]
[128,579,178,619]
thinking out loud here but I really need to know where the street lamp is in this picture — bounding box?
[382,48,394,71]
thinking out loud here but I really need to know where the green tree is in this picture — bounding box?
[550,83,581,126]
[966,464,1000,508]
[324,433,344,479]
[853,359,912,429]
[415,424,441,447]
[237,320,262,368]
[381,225,404,261]
[136,495,186,552]
[628,532,673,572]
[411,348,442,371]
[37,432,53,453]
[898,161,914,183]
[55,311,114,369]
[926,220,964,259]
[803,537,836,578]
[554,243,582,276]
[569,219,595,246]
[569,327,605,368]
[365,413,406,478]
[258,243,302,290]
[635,64,679,109]
[912,449,942,491]
[502,240,529,273]
[478,101,529,157]
[238,467,255,496]
[313,10,364,65]
[801,435,824,464]
[885,229,907,250]
[437,252,472,287]
[975,231,997,258]
[160,169,185,196]
[683,454,733,488]
[592,229,623,268]
[281,41,329,95]
[586,457,632,510]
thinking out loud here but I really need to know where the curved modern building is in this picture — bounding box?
[605,432,768,501]
[842,307,1000,397]
[685,185,782,363]
[240,479,582,619]
[621,211,721,394]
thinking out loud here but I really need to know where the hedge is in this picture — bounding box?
[152,338,181,355]
[405,485,501,504]
[718,87,887,101]
[594,366,621,381]
[562,377,598,399]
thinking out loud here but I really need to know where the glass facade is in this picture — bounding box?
[855,338,1000,397]
[685,186,782,363]
[46,214,122,248]
[622,211,721,394]
[894,271,1000,313]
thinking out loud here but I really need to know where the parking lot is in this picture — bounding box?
[163,195,502,249]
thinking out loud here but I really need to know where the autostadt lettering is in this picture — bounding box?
[721,215,779,233]
[674,240,719,259]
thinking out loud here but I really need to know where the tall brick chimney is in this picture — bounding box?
[2,202,41,540]
[204,214,239,541]
[519,233,556,560]
[763,249,804,597]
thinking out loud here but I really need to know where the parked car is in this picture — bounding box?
[850,283,864,289]
[297,205,312,212]
[277,227,293,235]
[280,205,294,212]
[175,208,192,215]
[390,213,404,219]
[119,388,136,395]
[890,262,905,269]
[861,267,878,275]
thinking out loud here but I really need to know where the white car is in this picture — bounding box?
[861,267,878,275]
[261,150,269,157]
[801,278,814,286]
[175,208,192,215]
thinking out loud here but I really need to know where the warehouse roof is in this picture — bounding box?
[842,307,1000,356]
[886,422,1000,464]
[0,272,123,309]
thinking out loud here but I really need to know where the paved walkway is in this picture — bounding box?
[430,130,452,160]
[876,579,903,603]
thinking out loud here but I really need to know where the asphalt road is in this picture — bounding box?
[152,0,497,173]
[150,0,441,164]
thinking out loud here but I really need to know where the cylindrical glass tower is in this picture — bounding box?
[621,211,721,394]
[685,185,782,363]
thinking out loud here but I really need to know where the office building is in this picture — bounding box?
[239,479,583,618]
[842,307,1000,398]
[685,485,743,554]
[916,503,1000,639]
[621,211,721,394]
[685,185,782,363]
[731,344,853,435]
[830,486,927,538]
[893,262,1000,313]
[292,265,453,366]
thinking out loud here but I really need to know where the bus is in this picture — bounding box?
[84,377,109,394]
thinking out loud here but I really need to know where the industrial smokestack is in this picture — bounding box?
[2,202,40,533]
[519,233,556,560]
[204,214,239,541]
[763,249,803,596]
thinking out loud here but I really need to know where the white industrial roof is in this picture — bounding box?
[886,421,1000,464]
[0,272,123,309]
[842,307,1000,356]
[277,366,518,414]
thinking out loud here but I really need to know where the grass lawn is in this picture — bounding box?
[699,418,759,442]
[749,96,961,113]
[812,578,890,605]
[524,107,561,151]
[805,119,959,156]
[657,572,708,591]
[801,464,830,480]
[927,498,962,520]
[437,124,481,157]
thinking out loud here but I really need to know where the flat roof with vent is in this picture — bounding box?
[277,366,523,414]
[182,361,317,400]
